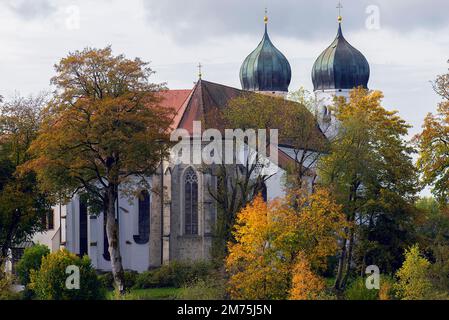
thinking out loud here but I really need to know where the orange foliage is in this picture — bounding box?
[226,188,348,299]
[289,252,325,300]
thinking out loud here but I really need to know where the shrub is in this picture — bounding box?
[16,244,50,285]
[133,260,214,289]
[124,271,138,289]
[177,277,226,300]
[29,249,105,300]
[98,272,114,291]
[378,276,397,300]
[345,277,379,300]
[0,273,21,300]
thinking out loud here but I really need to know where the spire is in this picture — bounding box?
[337,1,343,23]
[264,8,268,33]
[197,63,202,80]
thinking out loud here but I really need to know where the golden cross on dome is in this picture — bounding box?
[264,8,268,24]
[198,63,202,79]
[337,1,343,23]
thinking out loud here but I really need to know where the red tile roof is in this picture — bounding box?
[156,79,327,170]
[156,89,193,129]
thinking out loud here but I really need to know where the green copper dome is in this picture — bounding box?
[312,22,370,91]
[240,23,292,93]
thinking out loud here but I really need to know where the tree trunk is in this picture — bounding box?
[104,185,125,294]
[341,230,355,289]
[334,237,347,291]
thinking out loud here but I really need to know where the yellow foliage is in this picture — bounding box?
[226,196,291,300]
[226,188,347,299]
[293,188,350,271]
[289,252,325,300]
[395,245,433,300]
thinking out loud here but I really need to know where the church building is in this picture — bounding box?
[32,12,370,272]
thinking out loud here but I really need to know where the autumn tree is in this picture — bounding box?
[226,188,347,299]
[318,88,419,290]
[0,94,51,269]
[212,92,328,260]
[226,196,291,299]
[395,245,436,300]
[225,92,328,190]
[289,252,325,300]
[416,60,449,204]
[415,197,449,292]
[24,47,173,293]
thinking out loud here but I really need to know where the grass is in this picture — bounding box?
[107,287,182,300]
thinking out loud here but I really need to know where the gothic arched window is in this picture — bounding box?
[134,190,150,244]
[184,168,199,235]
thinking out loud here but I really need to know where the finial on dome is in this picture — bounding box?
[197,63,202,79]
[337,2,343,23]
[264,8,268,24]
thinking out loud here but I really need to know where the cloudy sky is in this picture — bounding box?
[0,0,448,138]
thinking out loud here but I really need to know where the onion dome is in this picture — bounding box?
[240,13,292,93]
[312,18,370,91]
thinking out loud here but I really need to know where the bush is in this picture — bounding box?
[177,277,226,300]
[134,260,214,289]
[345,275,398,301]
[16,244,50,285]
[98,272,114,291]
[99,271,139,291]
[345,278,379,300]
[0,273,21,300]
[378,276,397,300]
[124,271,138,289]
[29,249,105,300]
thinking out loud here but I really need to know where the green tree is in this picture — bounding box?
[395,245,434,300]
[415,197,449,292]
[225,92,328,189]
[0,94,51,267]
[415,60,449,204]
[16,244,50,285]
[318,88,419,290]
[24,47,174,294]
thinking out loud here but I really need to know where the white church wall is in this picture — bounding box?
[265,167,286,201]
[33,179,155,273]
[32,204,63,252]
[315,89,350,140]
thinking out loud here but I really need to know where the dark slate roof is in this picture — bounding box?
[240,25,292,93]
[312,23,370,91]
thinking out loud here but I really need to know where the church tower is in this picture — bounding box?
[312,12,370,139]
[240,10,292,98]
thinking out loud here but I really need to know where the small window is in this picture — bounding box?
[184,168,199,235]
[42,210,54,230]
[47,210,54,230]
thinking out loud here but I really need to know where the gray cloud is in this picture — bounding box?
[6,0,56,20]
[142,0,449,44]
